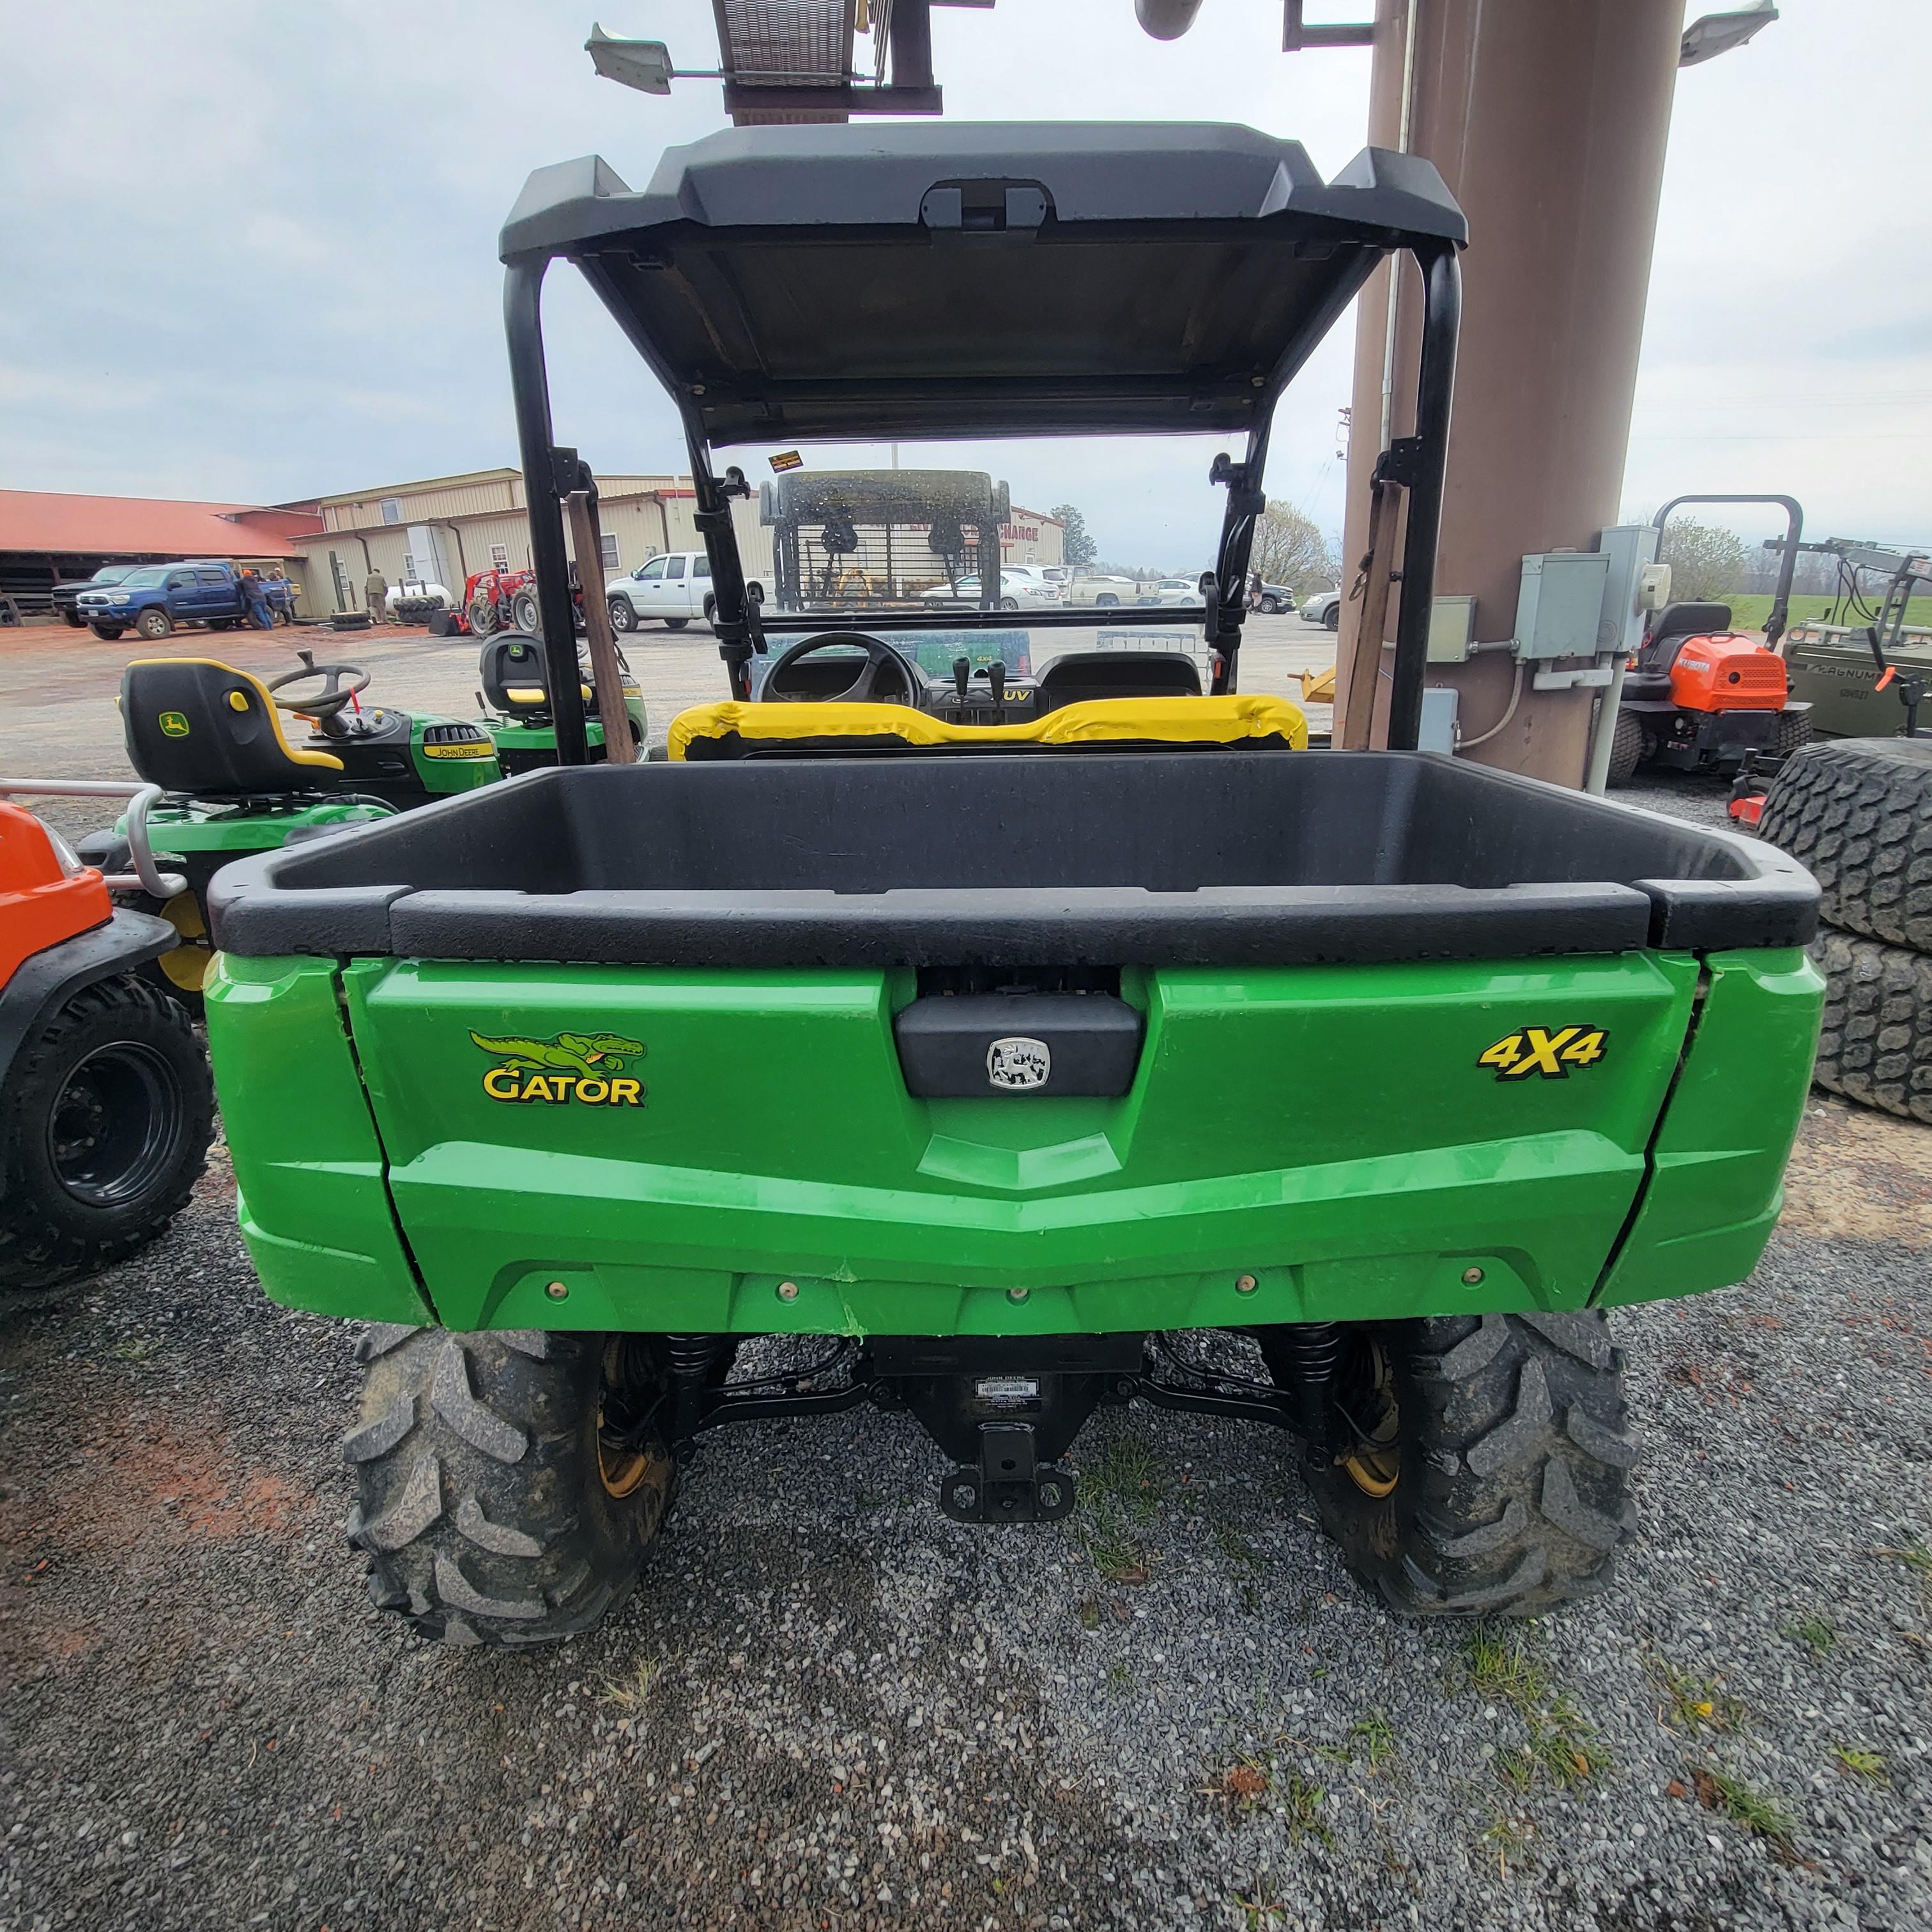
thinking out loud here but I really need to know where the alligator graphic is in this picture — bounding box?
[468,1031,645,1077]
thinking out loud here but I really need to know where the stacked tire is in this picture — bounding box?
[1758,738,1932,1123]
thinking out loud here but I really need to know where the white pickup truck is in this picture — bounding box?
[603,550,768,632]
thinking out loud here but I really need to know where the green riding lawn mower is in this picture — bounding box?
[76,639,647,1008]
[195,121,1825,1651]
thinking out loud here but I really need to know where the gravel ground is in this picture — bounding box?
[3,625,1929,1931]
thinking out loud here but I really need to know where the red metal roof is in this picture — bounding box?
[0,489,323,560]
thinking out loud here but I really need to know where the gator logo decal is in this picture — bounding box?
[158,710,190,737]
[471,1031,647,1106]
[1478,1025,1608,1081]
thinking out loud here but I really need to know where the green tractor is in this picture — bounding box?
[80,641,648,1007]
[201,123,1822,1649]
[79,651,499,1009]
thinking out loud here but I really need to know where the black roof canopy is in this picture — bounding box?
[502,123,1466,446]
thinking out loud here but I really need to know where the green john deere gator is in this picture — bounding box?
[202,123,1824,1648]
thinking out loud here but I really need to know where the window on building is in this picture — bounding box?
[379,498,402,526]
[402,555,417,583]
[490,542,510,571]
[599,532,621,572]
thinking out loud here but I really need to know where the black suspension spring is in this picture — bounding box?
[664,1333,719,1452]
[1270,1322,1346,1458]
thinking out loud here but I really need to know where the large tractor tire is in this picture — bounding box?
[345,1327,677,1647]
[1758,738,1932,953]
[1773,706,1813,760]
[1606,710,1646,786]
[1278,1312,1636,1618]
[0,976,213,1296]
[510,588,542,635]
[1809,928,1932,1124]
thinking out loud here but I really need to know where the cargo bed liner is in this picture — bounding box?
[207,751,1816,969]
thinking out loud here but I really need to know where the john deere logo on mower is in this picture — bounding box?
[1478,1025,1609,1081]
[158,710,190,737]
[987,1036,1052,1091]
[471,1031,647,1106]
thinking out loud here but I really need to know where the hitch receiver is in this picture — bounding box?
[939,1422,1078,1525]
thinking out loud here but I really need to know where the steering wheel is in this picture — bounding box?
[267,653,371,721]
[763,632,919,705]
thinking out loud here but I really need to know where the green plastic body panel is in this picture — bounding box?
[202,944,1820,1338]
[203,954,431,1324]
[125,796,395,855]
[484,691,648,758]
[1595,947,1823,1306]
[408,713,503,797]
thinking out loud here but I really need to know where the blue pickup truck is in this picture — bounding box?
[75,561,296,641]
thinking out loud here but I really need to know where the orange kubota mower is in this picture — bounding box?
[1609,494,1812,783]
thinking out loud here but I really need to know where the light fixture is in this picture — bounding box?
[586,24,675,94]
[1680,2,1778,68]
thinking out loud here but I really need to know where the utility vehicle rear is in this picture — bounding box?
[201,123,1822,1648]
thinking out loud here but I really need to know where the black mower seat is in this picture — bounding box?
[1036,651,1202,710]
[479,632,594,720]
[121,658,344,795]
[1649,601,1733,648]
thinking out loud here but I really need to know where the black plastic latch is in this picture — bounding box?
[1209,452,1266,519]
[549,447,581,499]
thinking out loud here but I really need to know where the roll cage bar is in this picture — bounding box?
[500,128,1464,763]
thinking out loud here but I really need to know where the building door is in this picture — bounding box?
[329,551,352,614]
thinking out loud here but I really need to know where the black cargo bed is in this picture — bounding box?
[206,753,1816,968]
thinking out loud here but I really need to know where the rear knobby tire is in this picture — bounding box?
[1773,707,1814,760]
[1606,709,1646,786]
[0,976,213,1294]
[345,1327,676,1647]
[1809,927,1932,1123]
[1298,1312,1637,1618]
[1757,737,1932,953]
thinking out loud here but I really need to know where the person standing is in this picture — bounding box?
[364,565,388,625]
[241,569,274,630]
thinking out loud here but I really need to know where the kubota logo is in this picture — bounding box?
[471,1031,647,1105]
[1478,1025,1609,1081]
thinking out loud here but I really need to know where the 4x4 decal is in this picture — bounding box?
[471,1031,647,1105]
[1478,1025,1608,1081]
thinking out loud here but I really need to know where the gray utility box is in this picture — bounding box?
[1514,551,1611,661]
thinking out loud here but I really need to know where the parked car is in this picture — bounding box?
[51,564,142,627]
[75,561,295,641]
[1140,576,1209,607]
[1062,572,1141,606]
[1252,578,1297,614]
[1300,585,1344,630]
[921,565,1064,610]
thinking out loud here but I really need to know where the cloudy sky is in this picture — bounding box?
[4,1,1928,568]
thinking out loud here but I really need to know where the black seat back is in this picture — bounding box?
[480,632,601,721]
[1650,601,1733,648]
[121,658,344,795]
[1036,651,1203,710]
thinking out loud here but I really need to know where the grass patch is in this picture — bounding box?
[600,1655,661,1712]
[1231,1878,1288,1928]
[1878,1537,1932,1581]
[1466,1630,1607,1791]
[1694,1767,1795,1846]
[1649,1655,1747,1736]
[1078,1517,1148,1585]
[1726,592,1932,634]
[1481,1807,1534,1878]
[1782,1613,1837,1655]
[1281,1772,1331,1846]
[1348,1708,1397,1775]
[1834,1745,1887,1782]
[1083,1434,1167,1522]
[108,1338,156,1362]
[1213,1522,1261,1568]
[1105,1659,1132,1690]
